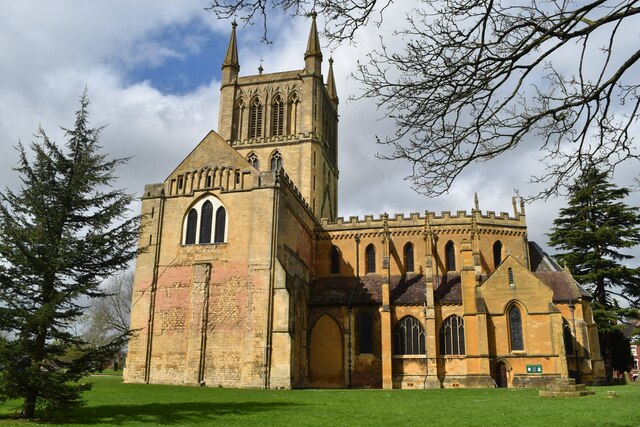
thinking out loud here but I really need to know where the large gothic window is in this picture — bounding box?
[404,242,414,273]
[445,241,456,272]
[249,98,263,138]
[185,209,198,245]
[358,312,373,354]
[271,94,284,136]
[365,244,376,273]
[270,151,282,170]
[247,152,259,169]
[199,201,213,244]
[394,316,425,355]
[439,315,465,355]
[183,196,228,245]
[509,305,524,351]
[214,206,226,243]
[493,240,502,268]
[330,245,340,274]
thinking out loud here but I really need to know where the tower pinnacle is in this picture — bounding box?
[304,12,323,75]
[222,21,239,82]
[326,57,338,106]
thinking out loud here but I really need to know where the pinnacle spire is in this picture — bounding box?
[326,57,339,105]
[305,12,322,59]
[223,21,239,69]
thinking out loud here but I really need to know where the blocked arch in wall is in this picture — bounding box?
[182,194,228,245]
[309,314,344,388]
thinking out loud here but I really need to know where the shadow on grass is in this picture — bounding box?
[12,401,301,425]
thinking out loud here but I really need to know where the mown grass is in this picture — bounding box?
[0,376,638,426]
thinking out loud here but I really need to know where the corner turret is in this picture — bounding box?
[304,13,323,75]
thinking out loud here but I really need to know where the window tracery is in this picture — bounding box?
[394,316,425,355]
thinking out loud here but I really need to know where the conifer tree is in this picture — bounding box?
[548,165,640,308]
[0,92,139,418]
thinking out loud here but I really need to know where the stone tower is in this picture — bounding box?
[217,15,339,221]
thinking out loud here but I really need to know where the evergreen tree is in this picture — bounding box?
[548,166,640,308]
[0,92,139,418]
[548,165,640,378]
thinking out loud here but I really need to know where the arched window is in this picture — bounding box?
[271,94,284,136]
[249,98,263,138]
[270,151,282,170]
[404,242,415,273]
[365,244,376,273]
[330,245,340,274]
[445,241,456,272]
[199,201,213,244]
[182,196,228,245]
[394,316,425,355]
[247,152,259,169]
[439,315,465,355]
[563,319,574,355]
[509,305,524,351]
[214,206,226,243]
[358,312,373,354]
[508,267,515,287]
[288,93,299,135]
[493,241,502,268]
[233,99,245,140]
[185,209,198,245]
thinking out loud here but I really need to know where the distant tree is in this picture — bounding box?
[84,271,134,353]
[0,92,139,419]
[548,165,640,308]
[207,0,640,199]
[548,164,640,378]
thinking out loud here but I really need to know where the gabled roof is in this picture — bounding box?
[309,274,426,306]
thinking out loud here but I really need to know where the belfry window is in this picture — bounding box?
[404,242,414,273]
[445,241,456,272]
[247,152,259,169]
[249,98,263,138]
[182,196,228,245]
[365,244,376,273]
[394,316,425,355]
[439,315,465,355]
[330,245,340,274]
[493,241,502,268]
[270,151,282,170]
[271,95,284,136]
[509,305,524,351]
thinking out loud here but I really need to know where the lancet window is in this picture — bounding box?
[249,98,263,138]
[271,94,284,136]
[509,305,524,351]
[404,242,414,273]
[270,151,282,170]
[365,244,376,273]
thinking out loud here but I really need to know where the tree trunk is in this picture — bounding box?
[22,390,36,419]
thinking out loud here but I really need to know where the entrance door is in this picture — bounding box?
[309,315,343,388]
[494,361,508,388]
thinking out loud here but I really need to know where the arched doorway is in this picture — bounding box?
[494,361,508,388]
[309,314,344,388]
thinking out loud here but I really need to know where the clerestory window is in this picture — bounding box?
[182,196,228,245]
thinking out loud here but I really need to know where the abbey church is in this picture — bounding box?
[124,16,606,389]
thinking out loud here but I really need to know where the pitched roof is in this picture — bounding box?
[309,274,426,306]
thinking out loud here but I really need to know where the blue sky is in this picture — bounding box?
[0,1,638,261]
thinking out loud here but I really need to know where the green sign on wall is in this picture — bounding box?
[526,364,542,374]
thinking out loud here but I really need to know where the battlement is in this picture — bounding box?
[319,207,526,231]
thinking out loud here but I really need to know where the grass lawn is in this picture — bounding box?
[0,376,638,426]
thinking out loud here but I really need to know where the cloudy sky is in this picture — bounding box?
[1,1,639,259]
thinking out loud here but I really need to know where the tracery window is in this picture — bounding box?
[509,305,524,351]
[182,196,228,245]
[445,241,456,272]
[247,152,259,169]
[439,315,465,355]
[365,244,376,274]
[493,240,502,268]
[358,312,373,354]
[214,206,226,243]
[404,242,414,273]
[270,151,282,170]
[249,98,263,138]
[185,209,198,244]
[271,94,284,136]
[394,316,425,355]
[330,245,340,274]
